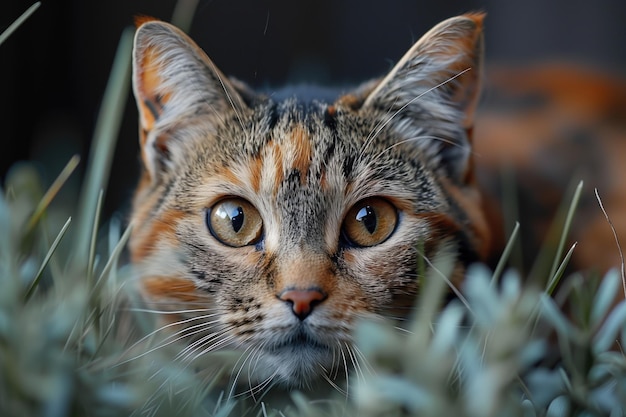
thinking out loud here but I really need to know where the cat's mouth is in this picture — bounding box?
[266,327,331,353]
[250,327,341,387]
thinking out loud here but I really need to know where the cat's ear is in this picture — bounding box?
[362,13,484,183]
[132,19,248,180]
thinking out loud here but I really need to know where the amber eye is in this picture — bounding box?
[342,198,398,247]
[207,198,263,247]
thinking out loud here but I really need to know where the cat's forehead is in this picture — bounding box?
[213,97,357,168]
[212,98,349,191]
[195,97,442,214]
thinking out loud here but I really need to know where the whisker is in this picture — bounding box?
[416,249,473,314]
[373,134,472,162]
[191,332,239,359]
[351,344,375,378]
[128,307,219,315]
[177,327,235,361]
[115,316,222,367]
[227,343,257,399]
[330,343,340,380]
[359,68,472,160]
[209,64,246,133]
[338,341,350,396]
[176,326,226,358]
[321,372,348,397]
[345,342,364,385]
[361,95,401,155]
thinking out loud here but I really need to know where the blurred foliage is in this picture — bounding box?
[3,155,626,417]
[2,3,626,417]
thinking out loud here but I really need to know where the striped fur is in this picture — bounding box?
[129,14,488,389]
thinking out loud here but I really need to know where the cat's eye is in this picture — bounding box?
[207,198,263,247]
[342,198,397,247]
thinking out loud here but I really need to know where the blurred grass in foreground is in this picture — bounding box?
[2,3,626,417]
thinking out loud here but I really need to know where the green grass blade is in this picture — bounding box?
[87,190,104,283]
[501,162,525,273]
[546,242,578,296]
[548,180,583,280]
[0,2,41,46]
[26,154,80,232]
[24,216,72,301]
[96,222,133,285]
[595,188,626,299]
[491,221,520,285]
[74,27,133,262]
[171,0,200,32]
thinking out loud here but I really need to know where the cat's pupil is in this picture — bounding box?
[228,206,245,233]
[356,206,377,234]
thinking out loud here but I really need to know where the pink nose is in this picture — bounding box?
[278,288,327,320]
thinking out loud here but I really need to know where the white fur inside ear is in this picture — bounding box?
[133,22,221,130]
[132,21,248,181]
[143,129,160,179]
[364,14,483,112]
[359,15,483,183]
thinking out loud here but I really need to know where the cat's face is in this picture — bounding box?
[129,14,489,389]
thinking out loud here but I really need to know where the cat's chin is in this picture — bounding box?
[237,328,345,389]
[252,343,340,389]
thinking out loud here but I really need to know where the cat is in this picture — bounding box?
[128,12,487,390]
[127,11,626,392]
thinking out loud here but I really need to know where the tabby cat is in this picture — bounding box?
[128,12,487,389]
[127,12,625,391]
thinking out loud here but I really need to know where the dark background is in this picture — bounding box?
[2,0,625,217]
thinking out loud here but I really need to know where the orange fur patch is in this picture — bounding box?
[137,46,173,133]
[335,94,362,110]
[131,208,185,261]
[249,155,263,193]
[269,141,285,195]
[274,255,336,295]
[134,15,160,28]
[215,165,245,189]
[290,125,312,185]
[143,276,199,302]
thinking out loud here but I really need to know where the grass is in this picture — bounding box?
[2,3,626,417]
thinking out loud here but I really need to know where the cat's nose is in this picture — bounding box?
[278,288,327,321]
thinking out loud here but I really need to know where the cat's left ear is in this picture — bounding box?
[362,13,484,183]
[132,19,249,180]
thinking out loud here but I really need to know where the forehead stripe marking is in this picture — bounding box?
[290,124,312,186]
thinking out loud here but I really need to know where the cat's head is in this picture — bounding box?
[128,13,488,390]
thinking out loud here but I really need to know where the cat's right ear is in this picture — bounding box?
[132,20,248,180]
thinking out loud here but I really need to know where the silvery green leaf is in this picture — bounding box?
[524,368,565,408]
[430,302,464,355]
[19,258,38,287]
[546,395,570,417]
[588,379,622,413]
[95,384,137,409]
[501,269,522,301]
[464,368,503,417]
[539,294,580,339]
[591,269,620,327]
[354,319,400,359]
[354,376,433,416]
[521,399,537,417]
[593,301,626,353]
[464,265,499,325]
[518,340,546,368]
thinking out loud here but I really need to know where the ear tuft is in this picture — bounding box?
[362,13,485,183]
[134,15,160,28]
[132,20,249,181]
